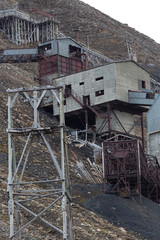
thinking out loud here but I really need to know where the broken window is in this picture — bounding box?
[146,92,154,99]
[138,80,146,89]
[95,76,103,81]
[44,43,51,51]
[69,45,81,58]
[95,90,104,97]
[38,43,52,55]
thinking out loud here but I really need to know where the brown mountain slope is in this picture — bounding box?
[0,1,160,239]
[3,0,159,81]
[1,0,160,79]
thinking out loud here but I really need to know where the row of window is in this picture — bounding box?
[78,76,104,86]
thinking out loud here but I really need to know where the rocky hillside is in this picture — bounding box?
[1,1,160,239]
[1,0,160,80]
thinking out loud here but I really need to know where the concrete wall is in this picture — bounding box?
[96,110,135,135]
[115,61,151,102]
[52,64,116,115]
[42,61,151,119]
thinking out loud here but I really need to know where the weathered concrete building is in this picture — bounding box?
[43,60,153,143]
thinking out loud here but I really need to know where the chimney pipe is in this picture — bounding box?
[74,29,80,42]
[86,36,90,49]
[80,52,88,70]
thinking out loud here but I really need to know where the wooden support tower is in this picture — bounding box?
[0,9,59,45]
[7,86,72,239]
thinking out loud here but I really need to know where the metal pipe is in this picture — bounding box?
[8,93,14,238]
[85,109,88,141]
[80,52,88,70]
[141,113,145,150]
[107,103,111,136]
[74,29,79,42]
[60,88,68,239]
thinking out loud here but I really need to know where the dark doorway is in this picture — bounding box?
[83,95,90,105]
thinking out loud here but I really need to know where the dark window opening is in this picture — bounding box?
[38,43,52,55]
[146,92,154,99]
[95,76,103,81]
[44,44,51,51]
[138,80,146,89]
[79,82,84,85]
[95,90,104,96]
[57,100,66,106]
[65,84,72,97]
[142,80,146,88]
[69,45,81,58]
[83,95,90,105]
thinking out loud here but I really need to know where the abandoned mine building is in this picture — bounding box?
[37,38,160,204]
[40,41,154,145]
[3,6,160,240]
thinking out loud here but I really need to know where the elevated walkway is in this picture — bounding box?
[0,48,38,63]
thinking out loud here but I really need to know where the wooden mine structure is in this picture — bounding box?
[7,86,72,240]
[0,8,59,45]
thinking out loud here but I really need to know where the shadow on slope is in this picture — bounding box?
[83,193,160,240]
